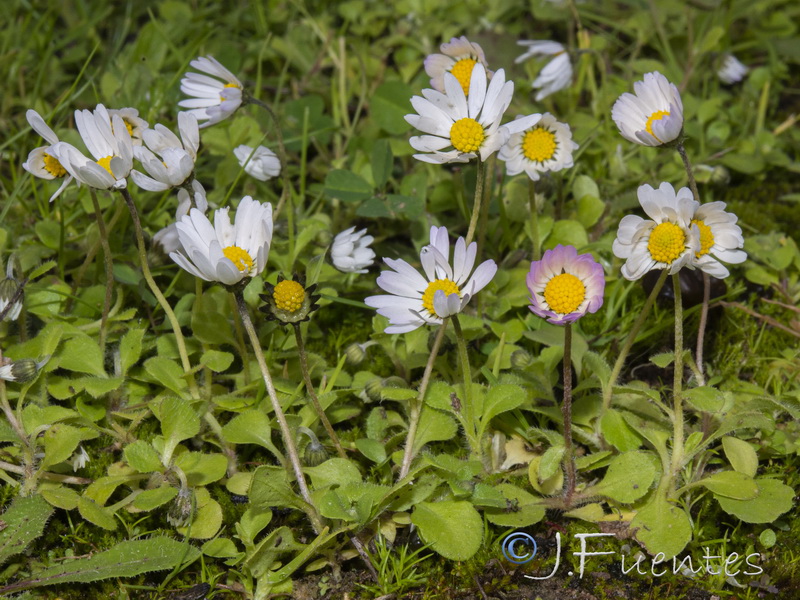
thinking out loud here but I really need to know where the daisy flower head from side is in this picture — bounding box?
[424,36,492,96]
[499,112,578,180]
[331,226,375,274]
[688,201,746,279]
[515,40,573,101]
[611,71,683,147]
[717,54,748,85]
[406,62,514,164]
[234,145,281,181]
[131,112,200,192]
[22,109,74,202]
[365,226,497,333]
[108,108,148,146]
[153,180,208,254]
[527,245,605,325]
[612,182,701,281]
[179,55,243,128]
[170,196,273,287]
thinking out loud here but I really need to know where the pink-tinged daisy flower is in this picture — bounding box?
[179,55,243,128]
[527,245,605,325]
[611,72,683,147]
[515,40,573,101]
[365,226,497,333]
[424,36,492,95]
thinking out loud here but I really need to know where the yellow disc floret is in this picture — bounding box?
[450,118,485,153]
[223,245,255,273]
[543,273,586,315]
[273,280,305,313]
[645,110,670,142]
[451,58,477,95]
[422,278,461,317]
[522,127,557,163]
[43,152,67,178]
[647,222,686,264]
[691,219,714,257]
[97,156,115,176]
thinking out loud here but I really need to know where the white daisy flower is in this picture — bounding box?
[233,145,281,181]
[331,226,375,273]
[170,196,273,286]
[131,112,199,192]
[612,182,701,281]
[0,259,23,321]
[365,226,497,333]
[179,55,243,128]
[424,36,492,96]
[515,40,573,101]
[689,202,746,279]
[108,107,148,146]
[22,109,74,202]
[499,112,578,180]
[717,54,748,85]
[50,104,133,190]
[405,63,515,164]
[154,180,209,254]
[611,71,684,147]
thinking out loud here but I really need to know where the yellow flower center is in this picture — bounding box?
[450,118,485,153]
[691,219,714,257]
[522,127,557,163]
[97,156,115,176]
[122,118,135,136]
[222,245,254,273]
[273,280,305,313]
[647,222,686,264]
[219,82,241,101]
[43,152,67,177]
[451,58,477,95]
[422,278,461,316]
[543,273,586,315]
[645,110,670,142]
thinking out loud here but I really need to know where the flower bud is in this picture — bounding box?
[304,438,329,466]
[365,377,383,402]
[345,343,367,366]
[167,487,195,527]
[511,349,534,369]
[0,357,48,383]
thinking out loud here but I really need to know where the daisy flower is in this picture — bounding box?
[515,40,573,101]
[499,112,578,180]
[527,245,605,325]
[50,104,133,190]
[170,196,273,286]
[0,259,23,321]
[688,202,746,279]
[717,54,748,85]
[22,109,74,202]
[233,145,281,181]
[131,112,199,192]
[331,226,375,273]
[0,357,48,384]
[612,182,700,281]
[365,226,497,333]
[406,63,515,164]
[179,55,243,128]
[424,36,492,96]
[108,108,148,145]
[153,180,208,254]
[611,72,683,147]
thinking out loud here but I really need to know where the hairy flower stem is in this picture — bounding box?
[562,324,577,508]
[398,321,448,481]
[452,315,480,460]
[90,190,114,352]
[528,178,541,261]
[234,292,321,531]
[670,273,685,490]
[465,158,485,246]
[293,324,347,459]
[600,268,669,414]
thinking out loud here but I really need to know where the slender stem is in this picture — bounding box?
[670,273,685,489]
[528,178,541,261]
[601,268,669,413]
[676,141,700,203]
[0,379,28,449]
[452,315,479,458]
[465,158,485,246]
[398,321,448,481]
[0,460,91,485]
[562,324,576,508]
[90,190,114,352]
[477,154,494,261]
[696,273,710,385]
[247,96,291,218]
[293,324,347,459]
[234,292,320,531]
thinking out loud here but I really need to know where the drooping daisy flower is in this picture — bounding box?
[499,112,578,180]
[527,245,605,325]
[153,180,209,254]
[717,54,748,85]
[424,36,492,96]
[365,226,497,333]
[515,40,573,101]
[688,202,746,278]
[0,258,23,321]
[611,72,683,147]
[179,55,243,128]
[50,104,133,190]
[131,112,199,192]
[233,145,281,181]
[170,196,272,286]
[22,110,74,202]
[612,182,700,281]
[331,226,375,273]
[108,108,148,146]
[406,63,515,164]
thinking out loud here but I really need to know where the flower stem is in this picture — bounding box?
[247,96,291,218]
[528,178,541,261]
[293,323,347,459]
[234,292,320,530]
[398,321,448,481]
[89,190,114,353]
[465,158,485,246]
[562,324,576,508]
[670,273,685,491]
[676,141,700,204]
[452,314,479,458]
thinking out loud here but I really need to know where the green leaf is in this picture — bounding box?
[221,410,282,461]
[250,466,304,510]
[202,537,241,559]
[0,495,53,567]
[57,335,106,377]
[124,440,163,473]
[696,471,758,500]
[632,495,692,559]
[411,500,483,561]
[759,529,776,549]
[132,486,178,511]
[485,484,545,528]
[178,488,222,539]
[370,139,393,188]
[39,484,79,510]
[546,219,588,249]
[324,169,372,203]
[157,397,200,466]
[600,410,642,452]
[355,438,387,464]
[200,350,234,373]
[119,328,145,375]
[305,458,362,489]
[191,291,235,345]
[175,452,228,486]
[144,357,188,396]
[411,406,457,455]
[482,384,526,427]
[41,424,85,469]
[683,386,725,413]
[576,194,605,228]
[721,436,758,477]
[715,478,794,523]
[538,446,565,481]
[590,451,655,503]
[649,352,674,368]
[77,497,117,531]
[372,81,413,134]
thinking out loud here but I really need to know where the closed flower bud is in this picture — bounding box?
[345,341,377,366]
[365,377,384,402]
[299,427,329,466]
[0,357,48,383]
[511,349,534,369]
[167,487,195,527]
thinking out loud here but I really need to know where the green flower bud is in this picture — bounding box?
[511,349,534,369]
[365,377,383,402]
[167,487,195,527]
[345,342,367,366]
[0,357,48,383]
